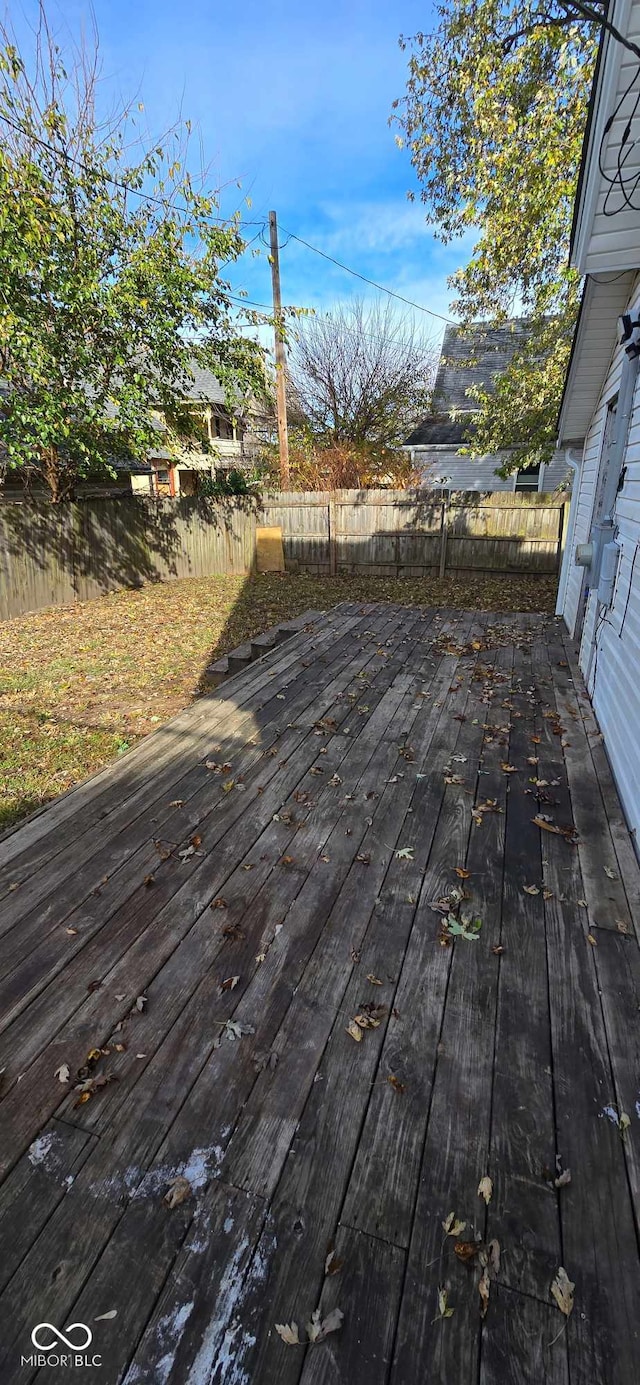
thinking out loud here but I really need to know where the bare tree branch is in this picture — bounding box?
[289,299,438,448]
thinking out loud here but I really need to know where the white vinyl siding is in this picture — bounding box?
[413,450,569,493]
[561,276,640,841]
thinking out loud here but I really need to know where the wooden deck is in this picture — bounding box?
[1,600,639,1384]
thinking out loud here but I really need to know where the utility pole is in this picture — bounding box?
[269,210,290,489]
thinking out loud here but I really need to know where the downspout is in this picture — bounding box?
[555,447,583,616]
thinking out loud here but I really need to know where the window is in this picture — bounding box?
[214,413,233,440]
[514,464,541,491]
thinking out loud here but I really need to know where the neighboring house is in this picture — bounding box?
[133,365,251,498]
[556,0,640,842]
[0,364,251,499]
[404,320,569,492]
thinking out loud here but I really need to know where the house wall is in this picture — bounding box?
[560,274,640,842]
[409,448,569,493]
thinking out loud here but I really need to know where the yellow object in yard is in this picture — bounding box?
[256,525,285,572]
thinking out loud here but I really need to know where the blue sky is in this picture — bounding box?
[13,0,470,349]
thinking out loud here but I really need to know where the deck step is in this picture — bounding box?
[202,610,323,690]
[226,642,253,675]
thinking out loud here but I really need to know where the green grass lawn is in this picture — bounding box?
[0,569,557,831]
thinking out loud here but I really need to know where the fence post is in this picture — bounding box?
[439,494,449,578]
[328,493,337,576]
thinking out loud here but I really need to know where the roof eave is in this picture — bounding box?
[571,0,632,271]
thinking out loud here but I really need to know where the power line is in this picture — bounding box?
[1,103,454,324]
[226,294,441,353]
[0,110,263,229]
[278,224,456,324]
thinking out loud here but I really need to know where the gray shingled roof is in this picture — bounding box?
[182,364,226,405]
[405,319,532,446]
[404,414,476,447]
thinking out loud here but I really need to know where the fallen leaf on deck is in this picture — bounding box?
[212,1020,255,1048]
[523,884,540,895]
[387,1074,406,1094]
[587,933,598,946]
[94,1310,118,1321]
[434,1287,454,1322]
[500,763,518,773]
[444,773,465,785]
[253,1049,279,1073]
[219,975,240,993]
[354,1005,386,1030]
[211,898,227,910]
[222,779,235,793]
[477,1176,493,1204]
[356,853,370,864]
[366,973,383,985]
[555,1168,572,1188]
[442,1212,467,1237]
[73,1073,116,1105]
[620,1112,631,1139]
[325,1248,344,1276]
[346,1019,363,1042]
[275,1321,300,1346]
[543,889,554,900]
[454,867,471,879]
[478,1267,490,1318]
[329,774,343,786]
[603,865,618,880]
[135,995,147,1012]
[306,1307,344,1342]
[551,1267,574,1317]
[395,847,414,860]
[451,754,467,763]
[55,1063,70,1084]
[472,799,502,827]
[454,1241,479,1263]
[169,799,184,808]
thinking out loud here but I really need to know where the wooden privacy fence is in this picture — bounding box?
[262,489,569,580]
[0,488,568,621]
[0,495,256,622]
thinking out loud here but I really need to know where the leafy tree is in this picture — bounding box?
[0,11,266,501]
[289,298,438,450]
[393,1,602,468]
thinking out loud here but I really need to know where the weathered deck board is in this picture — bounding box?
[0,603,639,1385]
